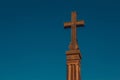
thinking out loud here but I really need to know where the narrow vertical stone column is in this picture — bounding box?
[76,64,79,80]
[74,64,76,80]
[72,64,74,80]
[67,64,71,80]
[79,64,81,80]
[67,64,68,80]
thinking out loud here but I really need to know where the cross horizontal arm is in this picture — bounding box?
[76,20,85,27]
[64,22,72,28]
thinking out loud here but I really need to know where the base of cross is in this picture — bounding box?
[69,41,79,50]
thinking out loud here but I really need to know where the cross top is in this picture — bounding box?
[64,12,85,50]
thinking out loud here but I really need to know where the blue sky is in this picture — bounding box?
[0,0,120,80]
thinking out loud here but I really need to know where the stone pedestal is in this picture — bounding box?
[66,50,81,80]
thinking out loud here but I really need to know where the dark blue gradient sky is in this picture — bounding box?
[0,0,120,80]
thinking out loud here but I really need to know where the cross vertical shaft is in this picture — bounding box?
[71,12,77,49]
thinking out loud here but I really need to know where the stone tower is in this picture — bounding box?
[64,11,85,80]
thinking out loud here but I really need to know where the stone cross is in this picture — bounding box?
[64,12,85,50]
